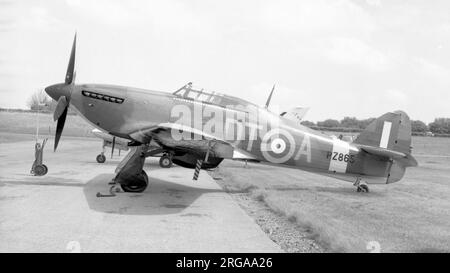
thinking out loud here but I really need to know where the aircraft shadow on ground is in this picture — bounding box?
[83,173,222,216]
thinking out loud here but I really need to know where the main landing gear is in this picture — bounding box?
[96,141,107,163]
[159,153,173,168]
[354,177,369,193]
[97,144,149,197]
[96,153,106,163]
[96,143,166,197]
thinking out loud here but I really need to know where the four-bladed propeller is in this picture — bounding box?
[52,33,76,151]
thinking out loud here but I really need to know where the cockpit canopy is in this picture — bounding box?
[173,82,257,109]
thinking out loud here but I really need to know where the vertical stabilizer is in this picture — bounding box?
[354,110,412,154]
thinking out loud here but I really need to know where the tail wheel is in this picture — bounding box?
[42,164,48,175]
[96,154,106,163]
[34,165,46,176]
[120,170,148,193]
[159,155,172,168]
[357,184,369,193]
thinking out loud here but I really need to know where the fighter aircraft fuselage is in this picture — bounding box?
[45,34,417,193]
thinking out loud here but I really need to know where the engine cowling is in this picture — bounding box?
[172,153,223,169]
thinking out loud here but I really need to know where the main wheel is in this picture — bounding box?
[42,164,48,175]
[34,165,46,176]
[120,170,148,193]
[159,155,172,168]
[96,154,106,163]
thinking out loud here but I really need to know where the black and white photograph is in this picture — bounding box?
[0,0,449,259]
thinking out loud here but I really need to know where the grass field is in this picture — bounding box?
[0,111,94,140]
[215,136,450,252]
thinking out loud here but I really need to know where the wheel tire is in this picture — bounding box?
[360,184,369,193]
[41,164,48,175]
[96,154,106,163]
[120,170,148,193]
[159,155,172,168]
[34,165,46,176]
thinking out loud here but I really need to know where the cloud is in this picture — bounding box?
[384,89,408,105]
[64,0,216,37]
[363,89,409,117]
[366,0,381,7]
[66,0,81,6]
[3,5,66,32]
[322,37,391,71]
[258,0,377,36]
[65,0,144,27]
[413,57,450,84]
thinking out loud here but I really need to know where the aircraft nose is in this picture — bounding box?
[45,83,69,101]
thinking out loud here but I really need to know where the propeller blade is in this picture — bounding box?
[53,96,68,121]
[111,137,115,159]
[52,33,76,152]
[54,106,68,151]
[65,33,77,84]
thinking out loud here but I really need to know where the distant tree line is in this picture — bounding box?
[428,118,450,134]
[301,117,450,135]
[27,89,55,112]
[26,89,76,114]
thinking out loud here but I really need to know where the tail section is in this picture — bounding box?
[354,110,412,154]
[354,111,417,183]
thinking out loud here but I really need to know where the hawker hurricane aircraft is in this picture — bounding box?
[45,35,417,193]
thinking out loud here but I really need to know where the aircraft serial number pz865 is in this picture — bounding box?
[326,152,356,163]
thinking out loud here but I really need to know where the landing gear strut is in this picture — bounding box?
[96,142,107,163]
[96,143,166,197]
[354,177,369,193]
[113,144,150,193]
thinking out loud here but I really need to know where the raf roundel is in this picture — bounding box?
[270,138,286,154]
[260,128,296,164]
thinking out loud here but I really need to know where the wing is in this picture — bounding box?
[129,123,256,160]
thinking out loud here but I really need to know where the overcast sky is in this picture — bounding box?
[0,0,449,122]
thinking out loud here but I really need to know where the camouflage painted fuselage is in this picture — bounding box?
[47,83,409,185]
